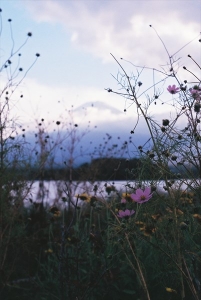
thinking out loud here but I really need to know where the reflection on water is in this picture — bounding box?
[23,179,200,207]
[24,180,123,207]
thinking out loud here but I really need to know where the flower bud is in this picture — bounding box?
[180,222,188,230]
[162,119,169,126]
[149,152,155,159]
[194,102,201,113]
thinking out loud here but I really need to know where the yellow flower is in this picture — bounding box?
[193,214,201,223]
[45,248,53,254]
[165,287,177,293]
[50,206,60,214]
[180,197,193,204]
[122,193,132,202]
[54,211,61,217]
[151,214,161,221]
[76,193,91,202]
[176,209,183,215]
[139,225,156,236]
[135,221,144,225]
[179,191,194,205]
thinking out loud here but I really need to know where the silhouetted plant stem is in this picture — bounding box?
[109,207,150,300]
[59,196,79,299]
[135,231,200,299]
[125,233,151,300]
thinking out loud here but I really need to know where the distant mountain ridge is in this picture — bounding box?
[7,100,150,167]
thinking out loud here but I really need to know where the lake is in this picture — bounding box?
[23,178,201,208]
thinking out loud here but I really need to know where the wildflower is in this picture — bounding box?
[140,225,156,236]
[151,214,161,221]
[180,222,188,230]
[179,193,193,205]
[122,193,132,202]
[176,209,183,215]
[135,221,144,225]
[165,287,177,293]
[54,211,61,217]
[76,193,91,202]
[193,214,201,224]
[131,187,152,204]
[190,88,201,100]
[45,249,53,254]
[49,206,59,213]
[167,85,180,94]
[121,198,126,204]
[117,209,135,218]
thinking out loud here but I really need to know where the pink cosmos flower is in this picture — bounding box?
[189,88,201,100]
[131,187,153,204]
[121,198,127,204]
[117,209,135,218]
[167,85,180,94]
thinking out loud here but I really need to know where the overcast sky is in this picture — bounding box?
[1,0,201,141]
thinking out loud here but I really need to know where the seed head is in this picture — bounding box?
[194,102,201,113]
[162,119,169,126]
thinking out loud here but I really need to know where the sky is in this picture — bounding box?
[0,0,201,163]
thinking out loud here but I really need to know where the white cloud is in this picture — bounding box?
[22,0,200,66]
[7,77,130,128]
[2,74,191,133]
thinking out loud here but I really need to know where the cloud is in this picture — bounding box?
[8,77,134,129]
[22,0,200,66]
[3,75,188,134]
